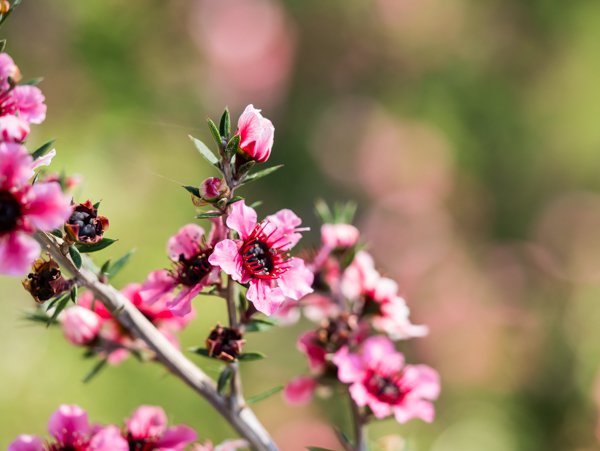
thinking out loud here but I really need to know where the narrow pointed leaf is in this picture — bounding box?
[247,385,284,404]
[219,108,231,138]
[225,134,240,158]
[21,77,43,86]
[314,199,334,223]
[217,365,234,395]
[183,185,201,197]
[24,310,56,325]
[70,286,78,303]
[50,229,63,238]
[242,165,283,184]
[69,246,82,269]
[31,139,55,160]
[207,118,222,146]
[189,135,219,167]
[226,196,244,206]
[48,294,70,327]
[82,358,108,383]
[76,238,117,253]
[106,250,135,278]
[244,318,277,333]
[195,211,223,219]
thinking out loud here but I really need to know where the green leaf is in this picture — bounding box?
[183,185,201,197]
[93,200,101,210]
[237,160,256,178]
[0,39,6,53]
[207,118,222,146]
[70,286,78,303]
[249,200,263,209]
[106,250,135,278]
[189,135,219,167]
[219,107,231,139]
[24,310,57,325]
[48,294,70,327]
[31,139,55,160]
[69,246,82,269]
[189,347,212,358]
[238,352,266,362]
[217,365,234,395]
[50,229,63,238]
[242,165,283,184]
[315,199,334,223]
[225,134,240,158]
[247,385,284,404]
[244,318,277,333]
[76,238,117,253]
[82,358,108,383]
[21,77,43,86]
[195,211,223,219]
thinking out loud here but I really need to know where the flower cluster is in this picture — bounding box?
[60,283,194,364]
[8,404,246,451]
[0,52,71,276]
[283,217,440,424]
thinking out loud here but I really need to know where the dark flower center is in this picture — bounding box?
[68,207,103,240]
[206,325,245,361]
[177,251,212,286]
[128,436,157,451]
[0,189,21,233]
[26,263,62,302]
[365,371,406,405]
[242,238,274,276]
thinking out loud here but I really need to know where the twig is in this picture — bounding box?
[349,390,367,451]
[34,231,278,451]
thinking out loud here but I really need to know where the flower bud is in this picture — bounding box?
[64,200,109,244]
[22,258,69,303]
[0,1,10,15]
[199,177,229,204]
[206,324,245,361]
[236,104,274,163]
[61,306,102,345]
[321,223,360,250]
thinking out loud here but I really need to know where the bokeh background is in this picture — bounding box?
[1,0,600,449]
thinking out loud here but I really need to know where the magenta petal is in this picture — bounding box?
[24,182,72,231]
[277,257,313,300]
[48,404,90,445]
[0,232,40,276]
[361,336,399,369]
[12,85,47,124]
[140,270,177,305]
[266,208,303,248]
[89,426,129,451]
[225,200,256,239]
[332,346,365,383]
[403,365,441,400]
[0,142,33,188]
[0,115,30,142]
[167,284,202,317]
[126,405,167,439]
[167,224,205,260]
[208,239,245,281]
[283,376,316,405]
[247,279,286,315]
[8,435,44,451]
[30,148,56,170]
[155,425,198,450]
[348,383,370,408]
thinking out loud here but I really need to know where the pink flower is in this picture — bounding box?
[0,53,21,89]
[48,404,93,448]
[333,337,440,423]
[0,114,29,142]
[8,436,44,451]
[140,223,219,316]
[11,85,46,124]
[209,200,313,315]
[0,143,71,275]
[61,305,102,345]
[297,331,327,373]
[283,376,317,405]
[88,426,128,451]
[321,223,360,250]
[125,405,198,450]
[341,251,380,300]
[236,104,274,162]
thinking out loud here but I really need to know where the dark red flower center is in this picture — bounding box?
[128,436,158,451]
[0,189,21,233]
[241,223,289,280]
[177,251,212,286]
[365,371,406,405]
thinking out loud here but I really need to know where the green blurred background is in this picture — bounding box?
[2,0,600,449]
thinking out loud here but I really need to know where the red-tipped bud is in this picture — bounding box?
[61,306,102,345]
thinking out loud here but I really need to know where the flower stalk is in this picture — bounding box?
[34,230,278,451]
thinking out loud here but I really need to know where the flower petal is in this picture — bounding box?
[246,279,286,315]
[8,435,44,451]
[226,200,256,240]
[0,232,40,276]
[126,405,167,440]
[208,239,246,282]
[167,224,205,261]
[23,182,72,231]
[278,257,313,301]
